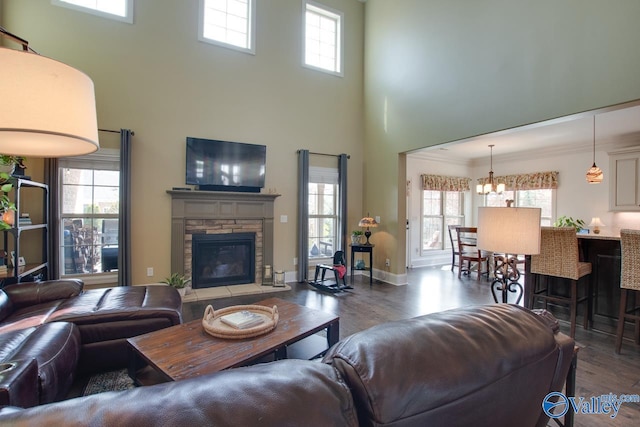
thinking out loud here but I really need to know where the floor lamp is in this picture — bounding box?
[0,26,99,157]
[477,207,541,304]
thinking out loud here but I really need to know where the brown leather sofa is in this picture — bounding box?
[0,279,183,407]
[0,304,574,427]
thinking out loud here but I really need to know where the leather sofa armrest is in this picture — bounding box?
[3,280,84,309]
[0,359,39,408]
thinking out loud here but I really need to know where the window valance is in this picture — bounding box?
[477,171,558,190]
[421,174,471,192]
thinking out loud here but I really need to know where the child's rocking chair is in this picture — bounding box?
[309,250,353,293]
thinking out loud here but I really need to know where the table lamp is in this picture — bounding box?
[477,207,541,304]
[588,217,605,234]
[358,214,378,245]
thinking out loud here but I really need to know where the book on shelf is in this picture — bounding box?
[220,310,265,329]
[18,213,32,226]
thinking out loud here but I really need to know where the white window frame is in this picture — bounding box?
[484,189,557,226]
[303,0,344,77]
[198,0,256,55]
[51,0,134,24]
[421,190,465,254]
[58,148,120,285]
[308,166,339,265]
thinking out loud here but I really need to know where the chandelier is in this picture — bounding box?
[477,144,505,195]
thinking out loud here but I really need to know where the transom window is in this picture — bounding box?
[485,189,555,225]
[422,190,464,252]
[52,0,133,23]
[304,1,343,76]
[199,0,256,54]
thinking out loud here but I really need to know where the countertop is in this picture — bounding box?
[577,232,620,241]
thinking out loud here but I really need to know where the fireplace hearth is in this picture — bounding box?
[192,233,255,288]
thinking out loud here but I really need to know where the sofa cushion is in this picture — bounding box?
[0,291,13,323]
[47,286,182,341]
[0,286,182,339]
[2,280,83,310]
[0,360,359,426]
[0,322,80,405]
[322,304,574,427]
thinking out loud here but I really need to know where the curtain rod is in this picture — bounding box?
[299,150,350,159]
[99,128,135,136]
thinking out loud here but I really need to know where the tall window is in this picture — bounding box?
[52,0,133,23]
[59,149,120,280]
[422,190,464,252]
[308,167,338,260]
[485,189,555,225]
[199,0,256,54]
[304,1,343,76]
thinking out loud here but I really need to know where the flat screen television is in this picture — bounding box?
[186,137,266,192]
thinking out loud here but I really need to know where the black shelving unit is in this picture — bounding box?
[1,178,49,284]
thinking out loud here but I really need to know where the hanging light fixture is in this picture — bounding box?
[476,144,505,195]
[586,116,603,184]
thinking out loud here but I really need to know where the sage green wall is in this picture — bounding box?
[2,0,365,285]
[364,0,640,274]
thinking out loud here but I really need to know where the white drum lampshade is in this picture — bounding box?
[0,47,99,157]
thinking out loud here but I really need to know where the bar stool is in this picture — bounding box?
[530,227,592,338]
[615,229,640,354]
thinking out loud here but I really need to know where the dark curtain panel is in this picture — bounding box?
[297,150,309,282]
[44,158,59,280]
[118,129,133,286]
[338,154,348,253]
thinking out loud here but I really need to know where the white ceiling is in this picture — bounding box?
[411,100,640,162]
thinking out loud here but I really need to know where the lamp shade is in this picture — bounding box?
[358,216,378,228]
[586,164,604,184]
[588,217,605,227]
[477,207,542,255]
[0,47,99,157]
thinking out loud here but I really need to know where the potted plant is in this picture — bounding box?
[0,155,22,230]
[161,273,191,297]
[0,155,25,175]
[351,230,363,245]
[553,216,586,232]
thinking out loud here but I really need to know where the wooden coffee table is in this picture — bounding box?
[127,297,339,384]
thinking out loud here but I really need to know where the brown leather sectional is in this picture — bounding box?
[0,280,182,407]
[0,304,574,426]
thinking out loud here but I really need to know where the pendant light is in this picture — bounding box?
[476,144,505,195]
[586,116,603,184]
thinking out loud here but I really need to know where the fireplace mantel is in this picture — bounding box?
[167,190,280,283]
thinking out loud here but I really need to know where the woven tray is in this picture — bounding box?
[202,304,279,339]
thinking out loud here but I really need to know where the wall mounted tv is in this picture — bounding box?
[186,137,266,192]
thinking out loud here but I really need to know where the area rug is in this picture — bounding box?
[82,369,135,396]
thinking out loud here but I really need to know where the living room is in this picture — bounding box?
[1,0,640,424]
[3,0,640,285]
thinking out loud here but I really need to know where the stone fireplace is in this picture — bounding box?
[168,190,279,286]
[191,231,256,288]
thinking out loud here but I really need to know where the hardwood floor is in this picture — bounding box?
[184,266,640,427]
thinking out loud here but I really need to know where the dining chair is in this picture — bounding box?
[447,225,461,272]
[615,229,640,354]
[456,227,489,281]
[530,227,592,338]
